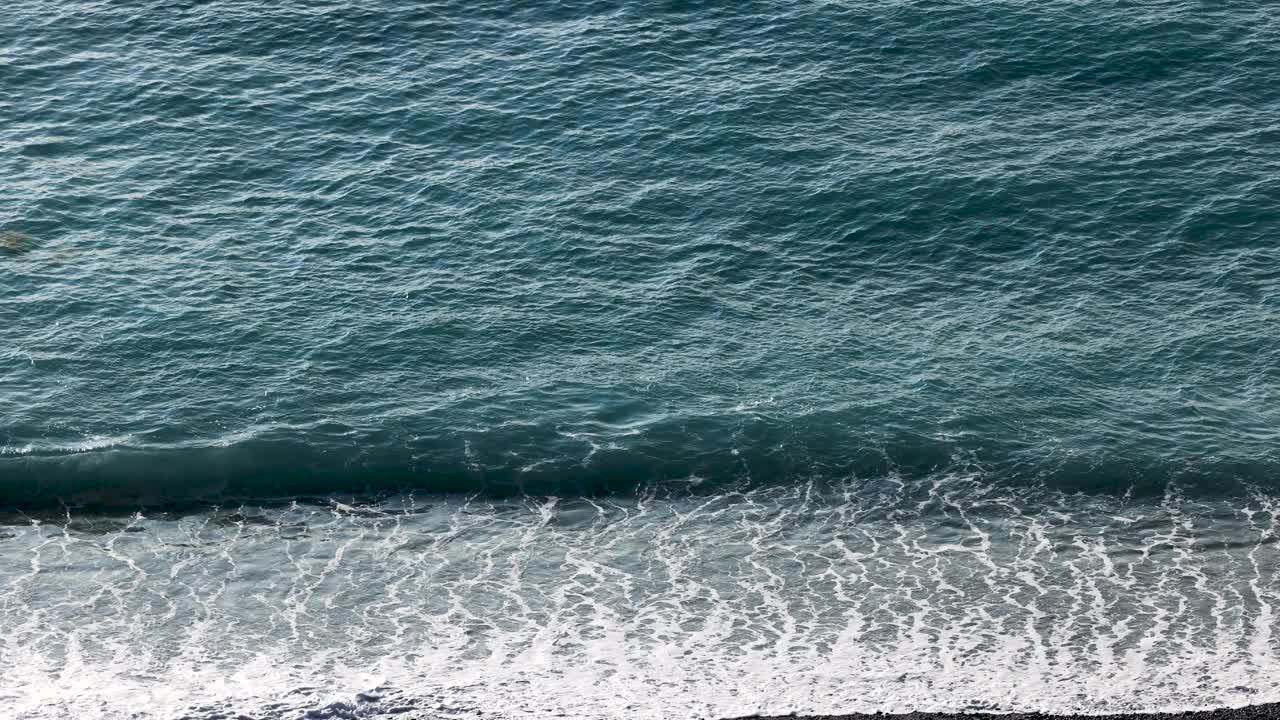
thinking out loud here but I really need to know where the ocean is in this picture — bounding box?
[3,0,1280,718]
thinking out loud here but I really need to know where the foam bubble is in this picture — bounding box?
[2,481,1278,719]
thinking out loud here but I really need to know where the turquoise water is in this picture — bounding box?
[3,1,1280,718]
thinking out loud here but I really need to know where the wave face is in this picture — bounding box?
[3,429,1280,508]
[4,0,1280,716]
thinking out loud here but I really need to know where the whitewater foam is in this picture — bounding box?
[2,479,1277,719]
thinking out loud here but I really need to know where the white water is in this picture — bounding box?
[2,479,1278,719]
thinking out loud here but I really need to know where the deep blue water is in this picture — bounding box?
[3,1,1280,718]
[5,0,1280,506]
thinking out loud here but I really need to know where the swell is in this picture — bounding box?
[3,426,1278,509]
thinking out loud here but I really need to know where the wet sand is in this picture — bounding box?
[734,705,1280,720]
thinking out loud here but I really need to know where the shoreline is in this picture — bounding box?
[732,705,1280,720]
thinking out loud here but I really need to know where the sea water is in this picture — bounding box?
[3,0,1280,717]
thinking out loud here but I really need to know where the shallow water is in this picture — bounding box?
[3,0,1280,717]
[4,484,1280,718]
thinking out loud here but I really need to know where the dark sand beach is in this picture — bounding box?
[740,706,1280,720]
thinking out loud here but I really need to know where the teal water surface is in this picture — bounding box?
[3,1,1280,718]
[5,0,1279,504]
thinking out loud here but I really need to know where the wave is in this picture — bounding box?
[2,424,1278,508]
